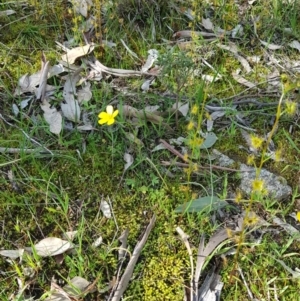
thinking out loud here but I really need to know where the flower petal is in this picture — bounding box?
[112,109,119,118]
[98,118,107,124]
[99,112,108,118]
[106,105,114,115]
[107,118,115,125]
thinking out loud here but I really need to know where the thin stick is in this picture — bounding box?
[110,214,156,301]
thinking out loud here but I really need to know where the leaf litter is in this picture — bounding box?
[3,0,300,299]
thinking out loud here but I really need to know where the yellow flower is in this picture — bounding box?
[250,134,264,150]
[187,121,194,130]
[285,100,297,116]
[252,179,264,192]
[244,212,259,226]
[296,212,300,222]
[247,154,255,166]
[98,105,118,125]
[183,153,189,162]
[191,105,199,115]
[188,137,204,148]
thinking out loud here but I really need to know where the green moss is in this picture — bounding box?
[141,235,188,301]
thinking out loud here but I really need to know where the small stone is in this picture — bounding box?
[239,164,292,201]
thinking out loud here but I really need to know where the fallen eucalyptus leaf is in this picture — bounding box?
[41,100,62,135]
[289,40,300,52]
[124,153,134,171]
[12,104,19,116]
[30,237,74,257]
[77,82,92,103]
[232,69,256,88]
[141,49,159,72]
[0,9,16,16]
[202,18,214,31]
[171,102,189,117]
[200,132,218,149]
[260,40,283,50]
[100,200,111,218]
[0,249,24,259]
[61,68,82,122]
[92,236,103,248]
[61,44,95,64]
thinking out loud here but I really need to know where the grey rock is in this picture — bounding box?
[239,164,292,201]
[212,149,292,201]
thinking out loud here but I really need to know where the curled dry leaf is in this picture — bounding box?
[61,68,82,122]
[77,81,92,103]
[72,0,93,17]
[170,102,189,117]
[260,40,283,50]
[44,276,91,301]
[61,44,95,64]
[30,237,74,257]
[0,9,16,16]
[100,199,112,218]
[92,236,103,248]
[88,59,153,77]
[141,49,159,72]
[124,153,134,171]
[201,18,214,31]
[41,100,63,135]
[289,40,300,52]
[14,72,41,96]
[232,69,256,88]
[0,249,24,260]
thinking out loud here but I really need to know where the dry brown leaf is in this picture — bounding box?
[61,68,82,122]
[61,44,95,64]
[30,237,74,257]
[232,69,256,88]
[41,100,62,135]
[260,40,283,50]
[289,40,300,52]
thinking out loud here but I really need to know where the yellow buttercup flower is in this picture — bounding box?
[98,105,118,125]
[296,211,300,222]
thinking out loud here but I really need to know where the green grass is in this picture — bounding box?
[1,0,300,300]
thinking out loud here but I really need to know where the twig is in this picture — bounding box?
[237,264,255,300]
[0,147,50,154]
[159,139,188,162]
[110,214,156,301]
[160,161,241,172]
[176,227,194,301]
